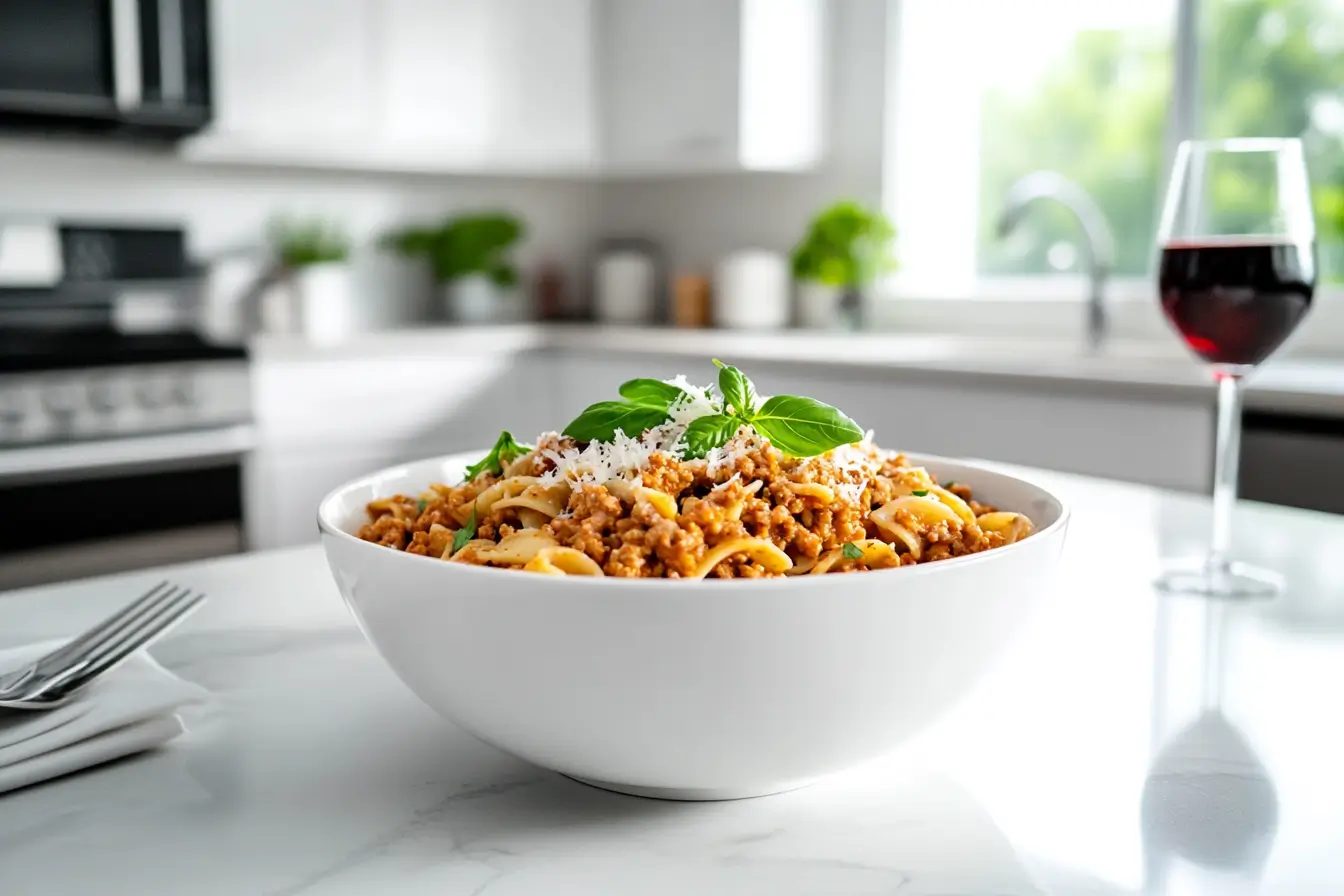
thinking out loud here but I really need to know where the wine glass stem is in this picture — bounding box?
[1208,369,1245,573]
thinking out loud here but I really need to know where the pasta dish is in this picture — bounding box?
[358,361,1035,578]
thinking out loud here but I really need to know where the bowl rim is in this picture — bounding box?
[317,450,1070,591]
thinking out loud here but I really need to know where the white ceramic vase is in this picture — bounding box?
[285,263,356,345]
[796,280,845,329]
[442,274,518,324]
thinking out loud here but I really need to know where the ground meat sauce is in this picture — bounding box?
[356,427,1034,579]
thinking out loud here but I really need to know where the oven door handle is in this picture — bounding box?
[0,424,256,486]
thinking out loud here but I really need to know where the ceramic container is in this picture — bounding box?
[319,452,1069,801]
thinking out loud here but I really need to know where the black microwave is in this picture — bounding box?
[0,0,211,139]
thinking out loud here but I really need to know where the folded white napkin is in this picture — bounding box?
[0,641,209,794]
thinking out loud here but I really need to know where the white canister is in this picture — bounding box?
[595,251,656,324]
[295,263,356,345]
[713,250,790,330]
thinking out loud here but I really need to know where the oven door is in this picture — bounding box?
[0,424,252,590]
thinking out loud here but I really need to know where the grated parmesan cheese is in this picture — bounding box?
[663,376,718,425]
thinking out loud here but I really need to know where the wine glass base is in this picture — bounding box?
[1155,559,1283,599]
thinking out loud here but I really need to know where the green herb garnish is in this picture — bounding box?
[842,542,863,560]
[749,395,864,458]
[912,489,929,497]
[463,431,534,481]
[564,378,688,442]
[942,481,956,489]
[693,362,863,459]
[618,378,688,407]
[562,362,863,460]
[681,414,741,460]
[451,506,477,555]
[416,498,428,514]
[563,401,675,442]
[712,359,758,418]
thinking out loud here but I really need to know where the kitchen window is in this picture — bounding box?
[885,0,1344,301]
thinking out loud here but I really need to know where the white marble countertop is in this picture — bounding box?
[251,324,1344,417]
[3,466,1344,894]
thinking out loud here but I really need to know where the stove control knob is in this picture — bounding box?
[88,380,122,414]
[135,378,171,410]
[168,376,196,407]
[0,390,27,426]
[40,383,80,419]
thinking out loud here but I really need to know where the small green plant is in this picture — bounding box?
[268,216,351,269]
[790,200,897,287]
[383,212,525,286]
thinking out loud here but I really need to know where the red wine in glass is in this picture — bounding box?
[1153,137,1316,598]
[1159,238,1316,367]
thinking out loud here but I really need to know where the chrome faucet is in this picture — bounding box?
[996,171,1117,352]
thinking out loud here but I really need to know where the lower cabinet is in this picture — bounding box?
[248,344,558,549]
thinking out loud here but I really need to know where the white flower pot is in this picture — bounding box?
[270,263,355,345]
[796,280,846,329]
[441,275,518,324]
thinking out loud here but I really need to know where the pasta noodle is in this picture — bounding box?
[524,547,606,576]
[357,374,1037,578]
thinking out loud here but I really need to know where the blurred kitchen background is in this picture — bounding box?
[2,0,1343,587]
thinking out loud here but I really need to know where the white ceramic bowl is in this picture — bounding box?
[319,451,1069,800]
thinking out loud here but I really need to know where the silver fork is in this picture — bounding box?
[0,581,205,710]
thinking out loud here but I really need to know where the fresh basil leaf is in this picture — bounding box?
[451,506,477,555]
[841,542,863,560]
[416,498,428,514]
[680,414,739,460]
[618,378,687,407]
[714,361,757,418]
[750,395,864,457]
[912,489,929,497]
[462,430,535,481]
[563,401,672,442]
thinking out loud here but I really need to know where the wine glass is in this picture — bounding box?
[1155,138,1317,598]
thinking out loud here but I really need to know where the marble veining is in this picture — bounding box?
[1,465,1344,894]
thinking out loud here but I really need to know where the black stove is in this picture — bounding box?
[0,325,245,374]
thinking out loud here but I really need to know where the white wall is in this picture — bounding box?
[0,139,597,331]
[595,0,889,273]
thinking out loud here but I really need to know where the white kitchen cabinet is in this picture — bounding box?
[206,0,375,144]
[189,0,596,174]
[598,0,826,173]
[248,341,557,549]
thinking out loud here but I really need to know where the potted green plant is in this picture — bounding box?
[790,200,897,329]
[268,215,354,344]
[383,212,525,324]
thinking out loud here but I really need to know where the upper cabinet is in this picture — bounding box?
[375,0,595,169]
[185,0,823,177]
[187,0,596,174]
[209,0,375,145]
[597,0,827,174]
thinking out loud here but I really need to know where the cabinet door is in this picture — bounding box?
[378,0,493,157]
[245,446,393,550]
[599,0,739,169]
[209,0,374,141]
[492,0,596,167]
